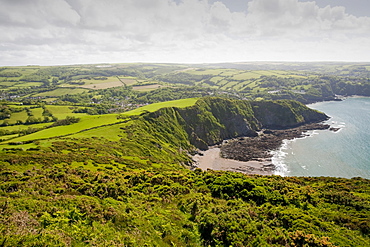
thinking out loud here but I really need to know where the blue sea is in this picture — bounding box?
[272,97,370,179]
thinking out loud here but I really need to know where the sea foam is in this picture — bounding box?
[271,130,320,176]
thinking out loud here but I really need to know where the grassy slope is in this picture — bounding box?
[0,98,198,145]
[46,105,88,119]
[121,98,198,116]
[33,88,89,97]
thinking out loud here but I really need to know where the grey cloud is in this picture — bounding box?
[0,0,80,28]
[0,0,370,65]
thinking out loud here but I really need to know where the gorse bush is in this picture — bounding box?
[0,167,369,246]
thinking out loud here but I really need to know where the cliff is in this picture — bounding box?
[251,100,329,129]
[145,97,328,150]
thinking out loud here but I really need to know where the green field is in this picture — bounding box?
[10,82,44,88]
[0,81,18,87]
[132,84,163,91]
[46,105,89,119]
[4,111,28,125]
[231,71,261,80]
[69,122,125,141]
[185,68,223,76]
[158,68,316,92]
[0,122,50,132]
[0,98,198,145]
[33,88,89,97]
[30,107,43,119]
[122,98,198,116]
[1,114,120,144]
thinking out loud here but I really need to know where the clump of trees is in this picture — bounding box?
[48,116,80,127]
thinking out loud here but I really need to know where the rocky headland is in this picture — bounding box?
[220,123,330,162]
[193,123,331,175]
[143,97,330,174]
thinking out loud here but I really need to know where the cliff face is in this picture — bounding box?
[144,97,328,150]
[251,100,329,129]
[177,98,260,149]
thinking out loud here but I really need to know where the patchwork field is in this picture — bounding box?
[159,68,313,93]
[0,98,198,147]
[33,88,89,97]
[79,80,124,89]
[122,98,198,116]
[132,84,163,91]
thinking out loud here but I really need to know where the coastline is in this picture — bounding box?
[192,123,332,176]
[192,147,275,175]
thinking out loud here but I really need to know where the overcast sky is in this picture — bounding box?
[1,0,370,66]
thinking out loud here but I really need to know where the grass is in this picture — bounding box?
[122,98,198,116]
[30,107,43,119]
[6,111,28,125]
[79,80,124,89]
[69,122,125,141]
[0,81,18,87]
[132,84,163,91]
[2,114,121,143]
[252,70,288,77]
[0,98,198,144]
[117,76,138,86]
[46,105,88,119]
[218,69,240,77]
[186,69,223,76]
[221,80,241,90]
[10,82,43,88]
[42,98,58,103]
[0,122,51,132]
[210,76,223,83]
[231,72,261,80]
[33,88,89,97]
[0,134,19,141]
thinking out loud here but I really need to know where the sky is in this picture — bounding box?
[1,0,370,66]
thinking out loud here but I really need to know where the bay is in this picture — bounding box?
[272,97,370,179]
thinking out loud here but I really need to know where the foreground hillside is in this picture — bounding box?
[1,166,369,246]
[0,98,369,246]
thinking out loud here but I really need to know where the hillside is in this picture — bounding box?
[0,97,327,153]
[1,98,367,246]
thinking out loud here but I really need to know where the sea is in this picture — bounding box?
[272,97,370,179]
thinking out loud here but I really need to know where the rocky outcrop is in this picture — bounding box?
[177,97,259,149]
[221,123,330,162]
[251,100,329,129]
[142,97,329,151]
[176,98,328,149]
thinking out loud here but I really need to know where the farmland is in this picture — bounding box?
[1,62,370,107]
[1,63,370,148]
[0,98,198,147]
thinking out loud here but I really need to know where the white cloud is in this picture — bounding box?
[0,0,369,65]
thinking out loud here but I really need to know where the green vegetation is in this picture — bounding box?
[0,63,369,246]
[2,62,370,111]
[0,143,369,246]
[122,98,198,116]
